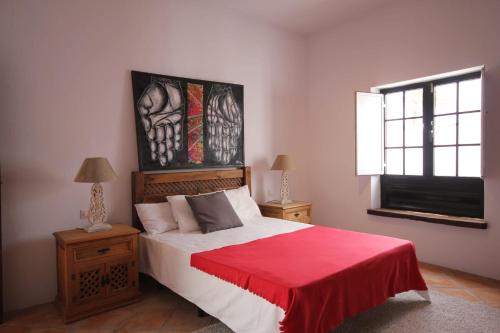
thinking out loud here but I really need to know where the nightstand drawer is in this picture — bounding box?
[74,237,132,261]
[285,209,310,224]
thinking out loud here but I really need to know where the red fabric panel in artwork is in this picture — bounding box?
[187,83,203,164]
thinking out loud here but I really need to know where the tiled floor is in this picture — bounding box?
[1,263,499,333]
[418,262,500,308]
[0,288,217,333]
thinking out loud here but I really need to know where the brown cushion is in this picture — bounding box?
[185,191,243,234]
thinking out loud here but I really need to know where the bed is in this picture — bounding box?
[133,167,429,333]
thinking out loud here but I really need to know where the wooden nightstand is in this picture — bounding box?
[259,201,312,224]
[53,224,141,323]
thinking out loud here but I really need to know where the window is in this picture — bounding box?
[384,88,424,175]
[356,69,484,218]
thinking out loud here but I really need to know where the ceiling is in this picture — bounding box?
[211,0,399,36]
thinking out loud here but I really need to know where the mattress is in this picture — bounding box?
[139,217,311,333]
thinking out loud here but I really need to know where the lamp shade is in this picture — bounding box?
[271,154,296,171]
[74,157,117,183]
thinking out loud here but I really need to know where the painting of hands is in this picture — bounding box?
[207,85,243,165]
[132,71,244,171]
[137,80,184,166]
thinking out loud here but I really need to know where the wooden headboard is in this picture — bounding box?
[132,167,251,231]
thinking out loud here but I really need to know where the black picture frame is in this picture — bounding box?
[131,70,244,171]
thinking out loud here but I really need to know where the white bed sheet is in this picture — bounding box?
[140,217,311,333]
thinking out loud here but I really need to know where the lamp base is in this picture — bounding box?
[279,171,291,205]
[84,223,113,233]
[88,183,107,225]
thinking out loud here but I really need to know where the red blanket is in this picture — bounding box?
[191,226,427,333]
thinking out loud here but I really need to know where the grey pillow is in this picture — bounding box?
[185,191,243,234]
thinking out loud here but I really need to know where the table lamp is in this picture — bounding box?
[271,154,296,204]
[74,157,117,232]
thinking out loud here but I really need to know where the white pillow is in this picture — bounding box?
[134,202,177,234]
[224,185,262,224]
[167,195,200,233]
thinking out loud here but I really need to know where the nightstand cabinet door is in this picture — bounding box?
[107,257,138,297]
[72,263,107,305]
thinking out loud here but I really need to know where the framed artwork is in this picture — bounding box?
[131,71,244,171]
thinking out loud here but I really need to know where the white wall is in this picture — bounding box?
[0,0,309,311]
[306,0,500,280]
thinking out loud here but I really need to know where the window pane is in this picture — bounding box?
[405,148,423,175]
[458,146,480,177]
[386,149,403,175]
[434,114,456,145]
[405,118,423,146]
[386,120,403,147]
[459,78,481,112]
[405,88,423,117]
[434,82,457,115]
[385,92,403,119]
[459,112,481,144]
[434,147,456,176]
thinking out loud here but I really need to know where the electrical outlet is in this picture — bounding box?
[80,210,89,220]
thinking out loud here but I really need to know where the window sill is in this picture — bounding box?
[367,208,487,229]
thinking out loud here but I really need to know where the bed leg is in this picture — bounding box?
[416,290,431,302]
[197,307,207,317]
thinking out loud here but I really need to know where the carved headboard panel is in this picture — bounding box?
[132,167,251,231]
